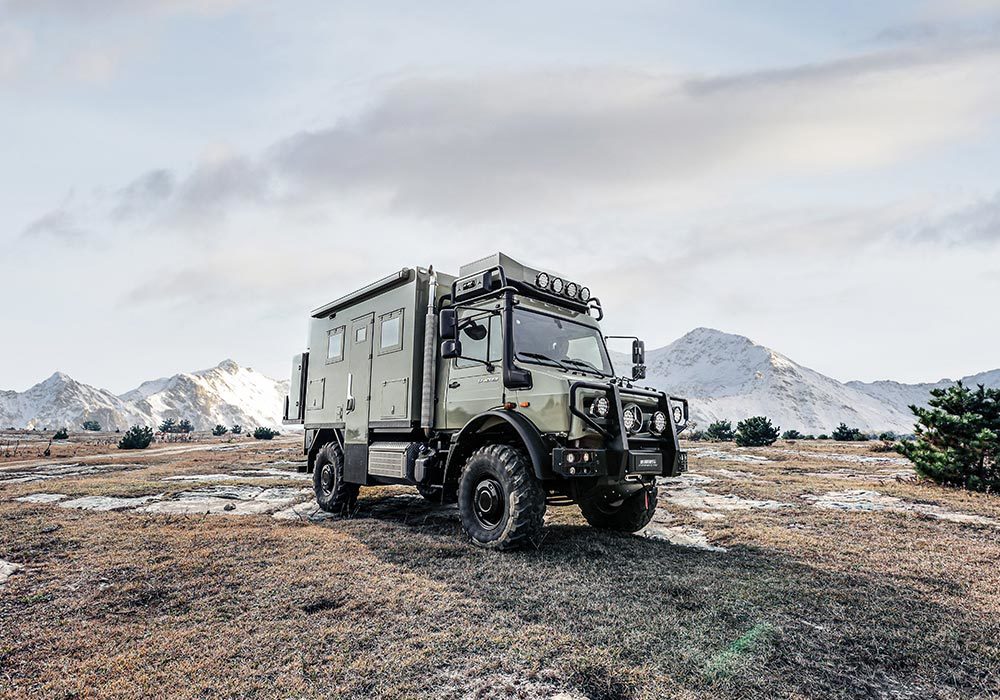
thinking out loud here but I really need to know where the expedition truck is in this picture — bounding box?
[284,252,689,549]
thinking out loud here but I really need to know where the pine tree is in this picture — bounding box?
[81,420,101,432]
[705,420,735,442]
[212,424,229,436]
[898,382,999,492]
[178,419,193,433]
[782,429,803,440]
[118,425,154,450]
[735,416,780,447]
[159,418,176,433]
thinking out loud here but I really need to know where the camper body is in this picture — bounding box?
[284,253,688,549]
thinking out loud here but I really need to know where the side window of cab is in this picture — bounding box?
[455,309,502,369]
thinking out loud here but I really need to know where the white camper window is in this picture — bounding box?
[326,326,345,363]
[378,309,404,355]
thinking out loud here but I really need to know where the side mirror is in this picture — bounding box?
[441,339,462,359]
[632,339,645,365]
[632,339,646,380]
[440,308,457,340]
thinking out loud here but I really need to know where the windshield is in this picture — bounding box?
[512,308,613,376]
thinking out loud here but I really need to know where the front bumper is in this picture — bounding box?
[552,447,687,479]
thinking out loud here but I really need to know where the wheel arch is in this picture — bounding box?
[307,428,343,473]
[445,410,551,482]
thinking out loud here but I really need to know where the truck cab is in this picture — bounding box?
[284,252,688,549]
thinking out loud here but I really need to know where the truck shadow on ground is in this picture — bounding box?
[341,490,999,700]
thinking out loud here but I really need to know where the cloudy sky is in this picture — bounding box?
[2,0,999,393]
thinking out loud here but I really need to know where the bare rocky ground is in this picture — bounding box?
[1,437,998,699]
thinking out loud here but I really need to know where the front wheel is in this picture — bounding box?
[579,483,658,533]
[458,445,546,550]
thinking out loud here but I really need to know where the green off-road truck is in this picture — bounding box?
[284,252,688,549]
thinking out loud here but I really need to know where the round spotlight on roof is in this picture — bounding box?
[535,272,550,289]
[565,281,579,298]
[578,286,591,302]
[550,277,565,294]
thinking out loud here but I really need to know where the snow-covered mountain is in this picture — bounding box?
[0,360,288,432]
[846,369,1000,419]
[613,328,995,434]
[121,359,289,431]
[0,372,150,432]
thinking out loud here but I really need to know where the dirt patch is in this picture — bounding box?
[137,485,311,515]
[659,474,792,515]
[802,489,999,526]
[689,447,772,464]
[59,493,164,511]
[14,492,67,503]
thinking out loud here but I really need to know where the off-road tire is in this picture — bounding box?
[458,445,546,550]
[313,441,359,515]
[579,483,658,533]
[416,483,458,505]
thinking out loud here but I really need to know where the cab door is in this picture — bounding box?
[445,309,504,428]
[344,312,374,482]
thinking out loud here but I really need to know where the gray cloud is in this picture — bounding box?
[112,169,175,222]
[912,193,1000,245]
[21,206,90,242]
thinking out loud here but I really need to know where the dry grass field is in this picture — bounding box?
[1,435,998,699]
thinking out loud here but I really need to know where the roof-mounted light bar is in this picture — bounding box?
[534,271,591,302]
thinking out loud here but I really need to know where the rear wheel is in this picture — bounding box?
[579,483,658,533]
[458,445,546,550]
[313,441,359,515]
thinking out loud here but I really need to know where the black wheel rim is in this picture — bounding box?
[320,463,334,496]
[472,477,505,530]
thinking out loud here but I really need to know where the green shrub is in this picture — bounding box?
[781,429,803,440]
[878,431,898,441]
[832,423,867,441]
[178,419,193,433]
[81,420,101,432]
[159,418,176,432]
[52,428,69,440]
[802,434,816,440]
[705,420,735,442]
[212,424,229,436]
[898,382,999,492]
[817,434,830,440]
[231,424,243,435]
[118,425,154,450]
[735,416,780,447]
[253,427,279,440]
[686,430,705,442]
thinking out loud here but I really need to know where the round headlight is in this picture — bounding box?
[651,410,668,434]
[590,396,610,417]
[672,405,684,424]
[535,272,550,289]
[565,281,579,298]
[550,277,565,294]
[578,286,591,302]
[622,404,643,434]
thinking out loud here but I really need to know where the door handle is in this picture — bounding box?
[449,381,461,389]
[346,372,356,412]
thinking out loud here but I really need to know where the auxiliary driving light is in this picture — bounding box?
[535,272,550,289]
[579,286,591,302]
[622,404,643,434]
[590,396,610,417]
[550,277,565,294]
[650,410,668,434]
[672,405,684,424]
[565,281,579,298]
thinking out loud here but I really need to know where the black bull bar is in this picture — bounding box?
[568,380,688,478]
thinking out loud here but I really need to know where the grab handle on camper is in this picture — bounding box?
[346,372,356,412]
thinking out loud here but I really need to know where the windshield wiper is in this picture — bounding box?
[517,351,573,372]
[561,358,607,377]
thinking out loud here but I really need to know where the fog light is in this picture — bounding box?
[582,452,590,462]
[672,405,684,424]
[651,410,668,434]
[622,404,642,434]
[551,277,565,294]
[535,272,550,289]
[590,396,610,417]
[566,452,576,463]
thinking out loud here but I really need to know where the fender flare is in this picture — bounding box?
[445,410,551,480]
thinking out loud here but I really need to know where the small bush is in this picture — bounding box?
[118,425,154,450]
[781,429,803,440]
[878,431,898,441]
[735,416,780,447]
[52,428,69,440]
[159,418,176,432]
[253,427,279,440]
[212,424,229,436]
[898,382,999,492]
[705,420,735,442]
[802,434,816,440]
[817,434,830,440]
[832,423,868,442]
[81,420,101,432]
[871,440,898,453]
[231,424,243,435]
[687,430,705,442]
[178,419,193,433]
